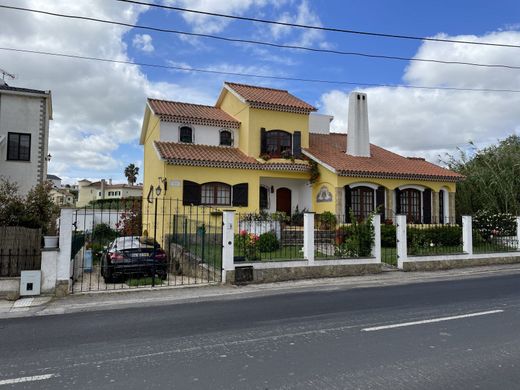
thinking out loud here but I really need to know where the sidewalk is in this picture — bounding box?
[2,263,520,319]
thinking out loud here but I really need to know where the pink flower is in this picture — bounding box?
[240,230,248,237]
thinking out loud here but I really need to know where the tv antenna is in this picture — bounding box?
[0,68,15,82]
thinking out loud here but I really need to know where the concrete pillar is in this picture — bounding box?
[462,215,473,255]
[303,212,315,264]
[221,210,235,283]
[432,190,439,224]
[396,214,407,269]
[335,187,343,217]
[385,189,394,220]
[371,214,381,262]
[449,192,456,220]
[41,249,59,294]
[56,208,74,296]
[516,217,520,250]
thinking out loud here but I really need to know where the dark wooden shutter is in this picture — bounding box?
[376,186,385,220]
[292,131,302,158]
[260,128,267,154]
[345,186,352,223]
[423,189,432,224]
[182,180,201,205]
[395,188,401,214]
[232,183,249,207]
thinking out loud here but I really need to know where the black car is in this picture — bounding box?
[101,236,168,282]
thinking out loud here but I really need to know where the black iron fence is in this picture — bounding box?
[0,249,40,277]
[70,198,222,293]
[407,217,463,257]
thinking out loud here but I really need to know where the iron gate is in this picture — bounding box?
[70,197,222,293]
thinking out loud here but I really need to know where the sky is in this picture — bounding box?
[1,0,519,184]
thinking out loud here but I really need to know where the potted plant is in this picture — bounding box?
[43,204,60,248]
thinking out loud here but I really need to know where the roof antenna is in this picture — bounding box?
[0,67,15,86]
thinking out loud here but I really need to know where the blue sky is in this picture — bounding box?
[1,0,519,184]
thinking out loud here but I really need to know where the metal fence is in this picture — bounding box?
[70,198,222,293]
[407,217,464,257]
[0,249,40,277]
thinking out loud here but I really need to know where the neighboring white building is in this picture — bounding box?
[77,179,143,207]
[46,173,62,188]
[0,81,53,195]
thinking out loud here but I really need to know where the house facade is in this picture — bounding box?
[140,82,463,232]
[77,179,143,207]
[0,82,53,195]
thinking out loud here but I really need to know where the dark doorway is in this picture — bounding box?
[276,187,292,216]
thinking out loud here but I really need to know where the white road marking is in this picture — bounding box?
[0,374,56,386]
[361,309,504,332]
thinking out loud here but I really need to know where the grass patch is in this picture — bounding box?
[126,276,163,287]
[234,245,304,261]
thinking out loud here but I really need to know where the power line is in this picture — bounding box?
[1,4,520,71]
[117,0,520,50]
[2,46,520,94]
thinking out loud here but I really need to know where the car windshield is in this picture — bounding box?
[112,236,159,250]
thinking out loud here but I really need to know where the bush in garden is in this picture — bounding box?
[92,223,118,244]
[472,210,516,240]
[334,211,374,257]
[407,225,462,254]
[380,224,397,247]
[318,211,337,230]
[235,230,260,261]
[258,231,280,252]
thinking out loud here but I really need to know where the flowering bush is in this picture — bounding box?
[473,210,516,241]
[236,230,260,261]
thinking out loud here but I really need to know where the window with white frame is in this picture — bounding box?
[201,182,231,205]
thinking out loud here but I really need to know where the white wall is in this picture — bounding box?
[259,178,312,213]
[160,121,239,147]
[309,113,333,134]
[73,209,125,232]
[0,93,48,194]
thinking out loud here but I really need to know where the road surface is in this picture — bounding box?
[1,273,520,389]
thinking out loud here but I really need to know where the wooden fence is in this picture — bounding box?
[0,226,41,277]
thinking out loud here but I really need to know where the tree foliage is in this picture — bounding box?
[443,135,520,216]
[124,163,139,185]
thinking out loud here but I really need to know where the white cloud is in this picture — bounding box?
[132,33,154,52]
[163,0,271,34]
[320,30,520,163]
[0,0,214,181]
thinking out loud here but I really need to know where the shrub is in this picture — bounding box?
[92,223,118,244]
[334,212,374,257]
[318,211,337,230]
[290,206,306,226]
[381,224,397,247]
[473,210,516,240]
[407,225,462,253]
[258,231,280,252]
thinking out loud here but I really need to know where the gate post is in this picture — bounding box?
[371,214,381,262]
[303,212,315,264]
[57,207,74,296]
[517,217,520,250]
[462,215,473,255]
[396,214,407,270]
[222,210,235,283]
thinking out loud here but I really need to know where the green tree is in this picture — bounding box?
[124,163,139,185]
[443,135,520,216]
[0,179,25,226]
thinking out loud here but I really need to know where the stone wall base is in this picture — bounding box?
[225,263,382,285]
[403,255,520,272]
[55,280,69,297]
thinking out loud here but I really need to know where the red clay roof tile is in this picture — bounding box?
[306,133,464,182]
[148,99,240,128]
[154,141,309,172]
[224,82,316,114]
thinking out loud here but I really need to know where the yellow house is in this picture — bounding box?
[139,82,463,235]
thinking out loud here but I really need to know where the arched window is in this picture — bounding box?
[399,189,421,223]
[201,182,231,205]
[351,186,374,220]
[266,130,291,157]
[179,126,193,143]
[219,130,233,146]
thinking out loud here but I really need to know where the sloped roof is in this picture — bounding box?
[46,174,61,181]
[224,82,317,114]
[154,141,309,172]
[305,133,464,182]
[148,99,240,128]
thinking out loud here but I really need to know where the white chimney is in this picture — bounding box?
[346,91,370,157]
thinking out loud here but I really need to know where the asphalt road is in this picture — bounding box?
[1,273,520,389]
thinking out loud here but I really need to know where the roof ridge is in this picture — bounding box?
[224,81,288,93]
[147,98,219,109]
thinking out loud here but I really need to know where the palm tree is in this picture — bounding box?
[124,163,139,185]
